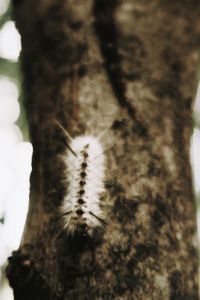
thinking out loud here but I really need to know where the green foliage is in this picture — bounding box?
[0,2,29,140]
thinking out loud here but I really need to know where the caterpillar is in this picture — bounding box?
[57,122,107,236]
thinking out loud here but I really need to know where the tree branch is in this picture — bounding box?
[7,0,200,299]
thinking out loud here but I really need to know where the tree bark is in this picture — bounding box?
[7,0,200,299]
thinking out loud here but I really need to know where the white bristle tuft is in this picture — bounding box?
[61,135,106,236]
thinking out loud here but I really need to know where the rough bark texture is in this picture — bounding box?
[7,0,200,299]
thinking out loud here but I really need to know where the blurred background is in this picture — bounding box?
[0,1,199,299]
[0,1,32,299]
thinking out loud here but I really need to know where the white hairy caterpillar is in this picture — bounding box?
[57,122,107,236]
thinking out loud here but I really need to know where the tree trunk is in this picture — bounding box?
[7,0,200,299]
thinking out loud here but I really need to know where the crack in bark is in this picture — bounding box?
[93,0,149,137]
[93,0,136,118]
